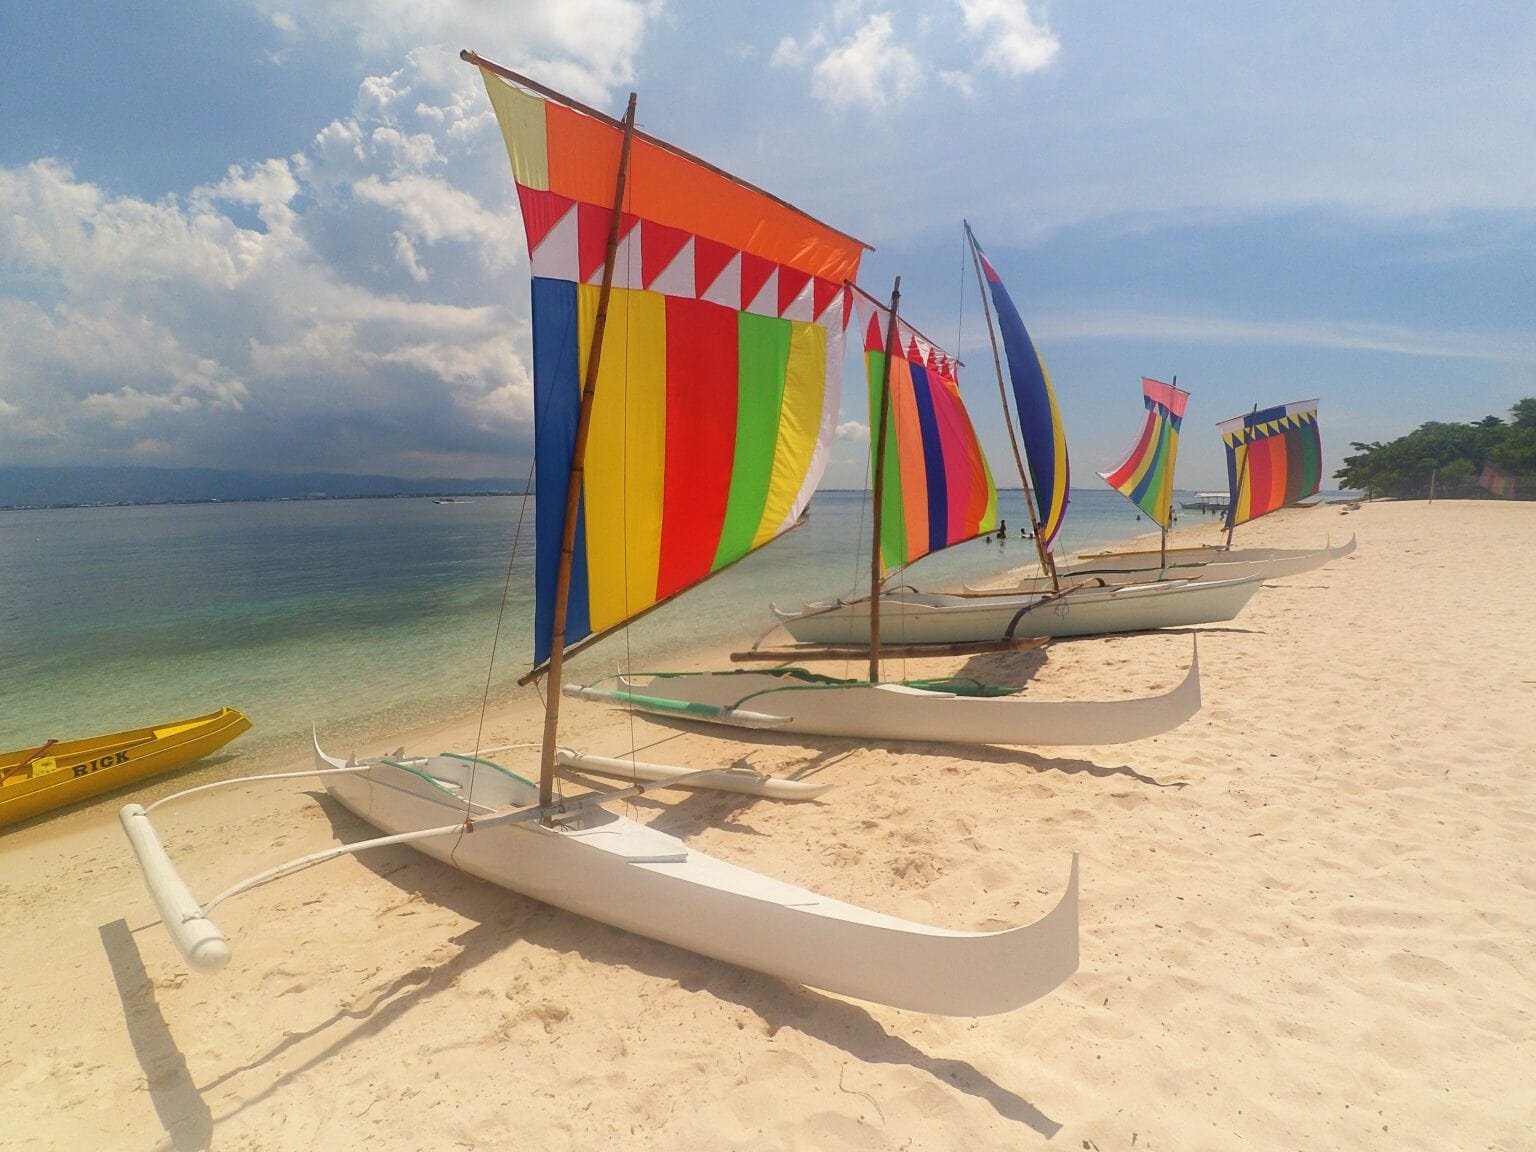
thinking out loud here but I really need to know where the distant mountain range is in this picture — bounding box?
[0,466,526,509]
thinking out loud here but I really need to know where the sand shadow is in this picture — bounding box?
[949,744,1189,787]
[1039,624,1263,642]
[144,799,538,1134]
[603,713,1184,790]
[295,791,1063,1135]
[120,790,1065,1139]
[99,918,213,1152]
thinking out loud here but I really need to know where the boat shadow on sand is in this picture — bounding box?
[613,707,1190,789]
[100,787,1067,1145]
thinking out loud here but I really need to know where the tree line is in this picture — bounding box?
[1335,398,1536,499]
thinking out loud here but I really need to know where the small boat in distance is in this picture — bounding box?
[1181,491,1231,512]
[431,497,472,504]
[2,707,250,829]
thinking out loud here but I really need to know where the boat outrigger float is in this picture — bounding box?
[121,736,1079,1015]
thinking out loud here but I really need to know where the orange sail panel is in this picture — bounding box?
[859,293,998,572]
[478,68,866,664]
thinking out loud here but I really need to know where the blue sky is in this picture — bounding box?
[3,1,1534,493]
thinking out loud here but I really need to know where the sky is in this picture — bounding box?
[3,1,1534,494]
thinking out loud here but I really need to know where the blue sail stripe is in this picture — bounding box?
[531,277,590,666]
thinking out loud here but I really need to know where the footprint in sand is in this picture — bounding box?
[1384,950,1457,984]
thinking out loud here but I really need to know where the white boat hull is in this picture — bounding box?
[1068,535,1355,575]
[969,535,1357,595]
[776,574,1264,646]
[568,643,1200,746]
[315,743,1079,1015]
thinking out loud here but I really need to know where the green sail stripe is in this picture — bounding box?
[868,350,908,569]
[714,313,790,567]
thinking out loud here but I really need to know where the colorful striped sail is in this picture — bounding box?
[477,67,866,666]
[1218,399,1323,528]
[1098,377,1190,529]
[856,290,998,573]
[966,226,1070,553]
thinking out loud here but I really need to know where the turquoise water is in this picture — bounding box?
[1,488,1162,771]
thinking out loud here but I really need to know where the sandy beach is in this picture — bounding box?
[3,498,1532,1151]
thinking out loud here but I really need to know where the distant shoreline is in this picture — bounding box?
[2,485,1367,514]
[0,490,524,513]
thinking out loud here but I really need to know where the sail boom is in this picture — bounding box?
[516,512,815,686]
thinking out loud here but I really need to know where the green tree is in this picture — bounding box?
[1334,398,1536,499]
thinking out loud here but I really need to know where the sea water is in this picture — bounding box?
[0,488,1173,769]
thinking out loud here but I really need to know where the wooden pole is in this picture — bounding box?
[1223,404,1257,550]
[1161,374,1175,568]
[964,222,1058,591]
[868,278,902,683]
[534,92,639,810]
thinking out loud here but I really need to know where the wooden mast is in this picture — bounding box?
[1223,403,1258,550]
[964,222,1059,592]
[1160,375,1176,569]
[534,92,639,811]
[867,278,903,683]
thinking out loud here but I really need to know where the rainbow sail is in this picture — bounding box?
[965,226,1070,553]
[1218,399,1323,528]
[856,289,998,572]
[477,67,866,666]
[1098,377,1190,529]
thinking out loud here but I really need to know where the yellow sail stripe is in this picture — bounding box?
[752,320,826,548]
[480,71,550,192]
[579,286,667,633]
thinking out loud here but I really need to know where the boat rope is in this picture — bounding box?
[458,452,540,858]
[4,739,59,780]
[197,765,727,916]
[143,765,370,815]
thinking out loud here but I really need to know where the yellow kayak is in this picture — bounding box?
[1,707,251,829]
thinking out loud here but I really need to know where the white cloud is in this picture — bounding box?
[246,0,656,102]
[957,0,1059,76]
[392,230,427,281]
[835,420,870,443]
[771,30,824,70]
[352,172,521,264]
[0,53,539,477]
[811,13,923,110]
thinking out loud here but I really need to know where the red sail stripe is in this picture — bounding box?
[656,297,740,598]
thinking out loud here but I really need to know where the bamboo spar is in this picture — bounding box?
[534,91,640,810]
[459,52,871,258]
[867,278,902,682]
[1223,403,1258,549]
[1161,375,1176,568]
[964,222,1058,590]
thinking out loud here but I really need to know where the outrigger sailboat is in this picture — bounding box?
[1066,397,1353,575]
[120,53,1078,1015]
[573,282,1202,745]
[774,224,1265,645]
[969,381,1354,593]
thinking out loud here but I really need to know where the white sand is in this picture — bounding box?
[3,499,1533,1151]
